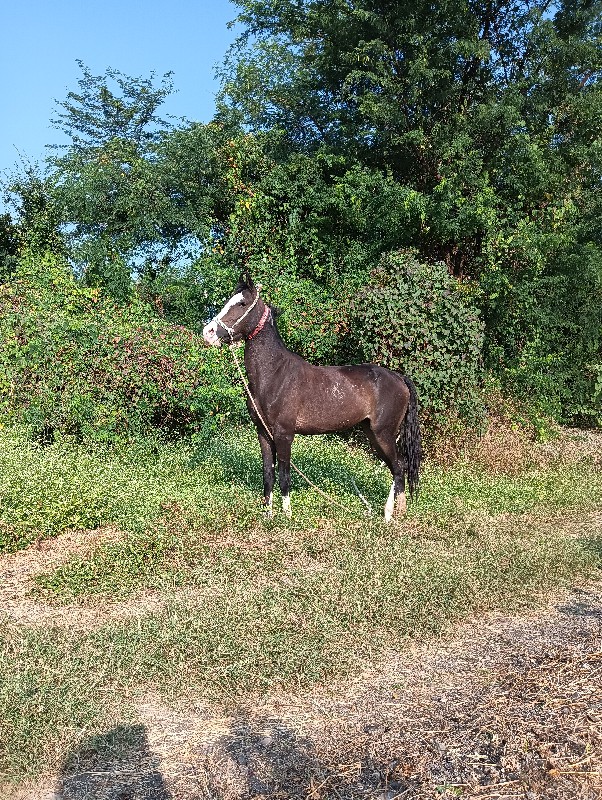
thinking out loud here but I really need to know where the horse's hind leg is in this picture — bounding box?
[362,422,406,522]
[257,426,277,516]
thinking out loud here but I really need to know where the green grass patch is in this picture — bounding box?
[0,423,601,784]
[1,423,601,557]
[0,619,142,781]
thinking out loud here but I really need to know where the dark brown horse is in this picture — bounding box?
[203,273,422,521]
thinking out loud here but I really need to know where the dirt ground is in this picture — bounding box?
[3,514,602,800]
[0,526,169,629]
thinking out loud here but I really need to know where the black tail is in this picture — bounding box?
[400,375,422,499]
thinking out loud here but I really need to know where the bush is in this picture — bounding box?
[482,241,602,426]
[351,250,485,422]
[0,254,245,441]
[258,266,360,364]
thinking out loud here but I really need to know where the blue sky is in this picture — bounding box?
[0,0,238,176]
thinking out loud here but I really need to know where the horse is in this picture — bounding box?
[202,273,422,521]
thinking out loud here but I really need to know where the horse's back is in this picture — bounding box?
[291,361,408,434]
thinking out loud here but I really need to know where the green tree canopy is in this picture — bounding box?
[44,64,228,297]
[3,7,601,423]
[222,0,602,275]
[216,0,602,422]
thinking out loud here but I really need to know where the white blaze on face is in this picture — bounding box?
[217,292,245,321]
[202,292,245,346]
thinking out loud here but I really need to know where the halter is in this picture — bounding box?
[215,288,261,341]
[248,304,271,340]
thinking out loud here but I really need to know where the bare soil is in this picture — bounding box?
[0,527,167,628]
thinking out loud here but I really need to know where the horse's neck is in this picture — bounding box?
[244,320,292,389]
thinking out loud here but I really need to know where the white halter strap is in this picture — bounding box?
[216,287,261,339]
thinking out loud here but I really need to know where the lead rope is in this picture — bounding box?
[229,343,372,517]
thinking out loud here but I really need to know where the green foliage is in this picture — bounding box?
[352,251,485,421]
[0,255,245,444]
[4,2,601,424]
[39,65,234,298]
[2,165,65,259]
[48,66,177,296]
[217,0,602,422]
[481,210,602,424]
[51,60,174,150]
[192,146,423,364]
[0,213,19,280]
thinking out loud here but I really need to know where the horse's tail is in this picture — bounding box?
[399,375,422,499]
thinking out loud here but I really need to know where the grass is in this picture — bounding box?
[0,423,601,784]
[1,423,601,555]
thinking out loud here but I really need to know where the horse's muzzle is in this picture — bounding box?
[202,321,222,347]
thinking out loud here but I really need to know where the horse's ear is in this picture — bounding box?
[238,271,254,290]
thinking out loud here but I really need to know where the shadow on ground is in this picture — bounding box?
[54,724,171,800]
[190,430,387,503]
[48,585,602,800]
[205,589,602,799]
[221,714,416,798]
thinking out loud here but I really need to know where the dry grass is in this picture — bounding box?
[0,526,169,628]
[428,405,602,477]
[7,580,601,800]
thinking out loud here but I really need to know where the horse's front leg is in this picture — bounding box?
[274,430,294,517]
[257,426,277,517]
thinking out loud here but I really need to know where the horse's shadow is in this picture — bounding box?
[189,429,388,503]
[54,723,171,800]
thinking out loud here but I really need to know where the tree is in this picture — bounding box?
[51,60,174,151]
[0,213,20,280]
[217,0,602,422]
[2,164,65,262]
[46,63,216,297]
[221,0,602,276]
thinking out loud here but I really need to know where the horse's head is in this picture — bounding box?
[202,272,266,346]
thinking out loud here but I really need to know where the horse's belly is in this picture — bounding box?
[294,388,367,434]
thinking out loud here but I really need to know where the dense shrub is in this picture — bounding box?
[254,266,360,365]
[0,255,245,441]
[482,240,602,426]
[352,251,485,421]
